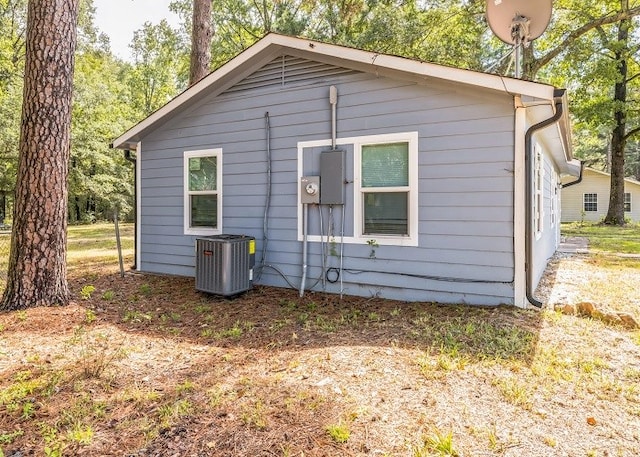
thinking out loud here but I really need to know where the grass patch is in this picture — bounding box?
[562,222,640,254]
[412,311,537,362]
[414,429,459,457]
[326,421,350,443]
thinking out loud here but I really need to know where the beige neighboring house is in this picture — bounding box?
[561,167,640,222]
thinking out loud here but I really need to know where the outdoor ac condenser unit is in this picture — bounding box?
[195,235,255,296]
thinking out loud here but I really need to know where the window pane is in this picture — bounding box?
[191,194,217,227]
[363,192,408,235]
[584,193,597,212]
[624,192,631,212]
[362,143,408,187]
[189,156,217,191]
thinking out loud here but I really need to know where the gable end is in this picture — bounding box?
[222,55,360,94]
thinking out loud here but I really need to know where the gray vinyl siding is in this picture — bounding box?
[138,57,516,305]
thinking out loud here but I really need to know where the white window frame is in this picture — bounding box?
[296,131,419,247]
[550,171,557,228]
[534,143,544,239]
[183,148,223,235]
[583,193,597,212]
[353,132,419,245]
[624,192,631,212]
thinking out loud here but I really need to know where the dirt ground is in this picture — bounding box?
[1,248,639,456]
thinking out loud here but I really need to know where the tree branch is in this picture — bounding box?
[624,125,640,141]
[530,6,640,76]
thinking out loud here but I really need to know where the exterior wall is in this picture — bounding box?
[561,169,640,222]
[532,146,561,289]
[138,57,517,305]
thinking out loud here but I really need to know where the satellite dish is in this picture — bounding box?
[485,0,553,78]
[486,0,552,44]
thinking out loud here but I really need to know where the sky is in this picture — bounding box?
[93,0,181,61]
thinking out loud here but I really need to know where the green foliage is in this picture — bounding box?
[0,429,23,445]
[127,20,187,116]
[80,285,95,300]
[326,421,350,443]
[414,429,459,457]
[70,49,137,223]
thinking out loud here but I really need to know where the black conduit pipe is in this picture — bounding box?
[124,150,137,270]
[524,91,565,308]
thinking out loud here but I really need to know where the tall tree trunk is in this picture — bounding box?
[188,0,212,86]
[604,1,629,226]
[0,0,79,311]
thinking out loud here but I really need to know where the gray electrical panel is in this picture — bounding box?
[320,150,344,204]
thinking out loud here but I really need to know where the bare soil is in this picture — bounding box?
[1,248,639,456]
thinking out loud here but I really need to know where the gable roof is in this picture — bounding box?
[112,33,575,172]
[582,167,640,188]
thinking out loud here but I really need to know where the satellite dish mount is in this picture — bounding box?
[486,0,552,79]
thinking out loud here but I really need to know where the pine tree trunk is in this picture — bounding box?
[604,3,629,226]
[0,0,79,311]
[188,0,212,86]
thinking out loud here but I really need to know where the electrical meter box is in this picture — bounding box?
[300,176,320,204]
[195,235,255,296]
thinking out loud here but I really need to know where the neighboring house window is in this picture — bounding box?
[184,149,222,235]
[583,193,597,212]
[354,132,418,243]
[624,192,631,212]
[534,144,544,238]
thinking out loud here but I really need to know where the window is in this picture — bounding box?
[583,193,597,212]
[362,142,409,235]
[534,144,544,238]
[184,149,222,235]
[624,192,631,212]
[354,132,418,244]
[550,172,558,227]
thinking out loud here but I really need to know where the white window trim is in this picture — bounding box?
[296,131,419,247]
[534,143,544,240]
[624,192,631,212]
[354,132,419,245]
[183,148,223,235]
[550,171,557,228]
[583,193,597,212]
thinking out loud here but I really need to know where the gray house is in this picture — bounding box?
[112,33,579,307]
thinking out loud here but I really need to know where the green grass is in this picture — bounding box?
[0,224,133,291]
[562,222,640,254]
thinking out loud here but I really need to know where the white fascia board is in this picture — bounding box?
[269,34,556,101]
